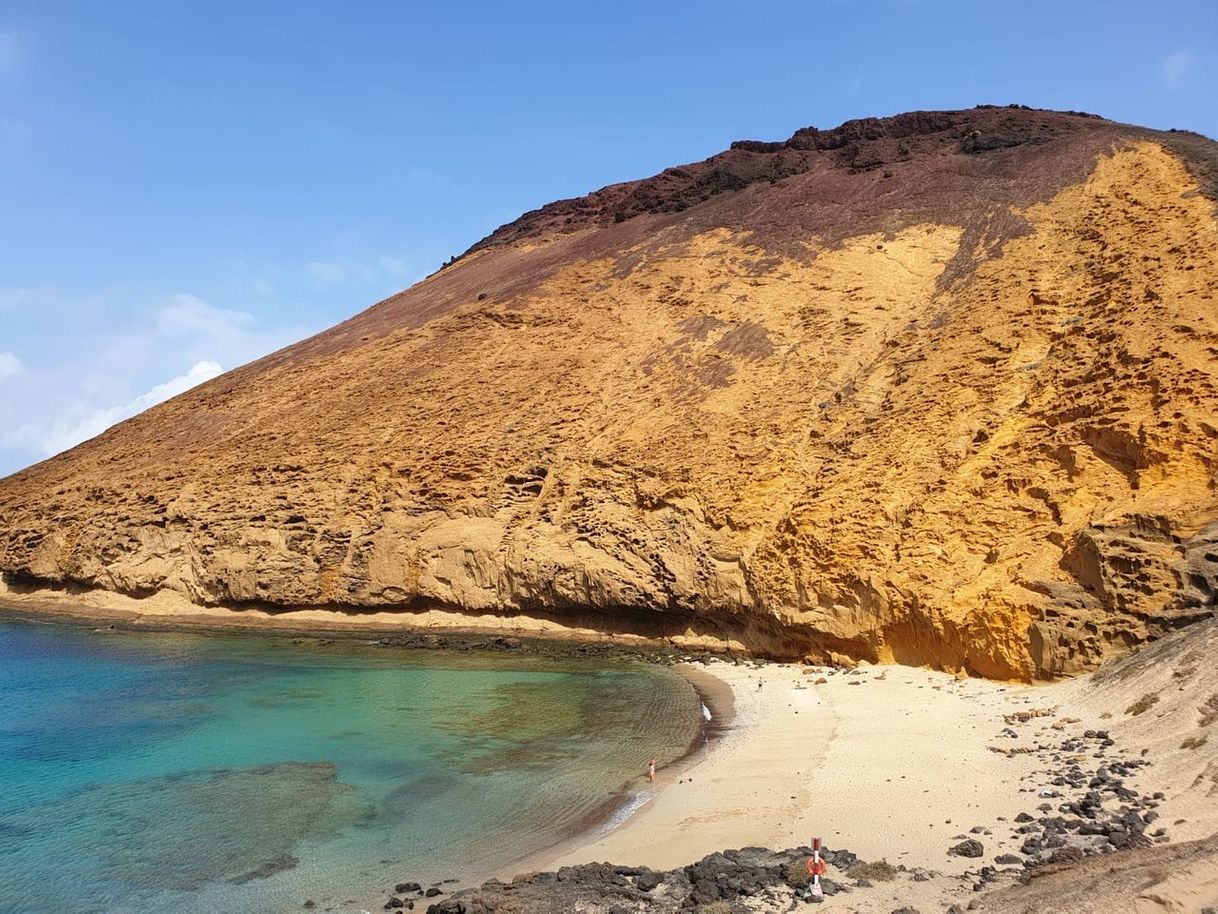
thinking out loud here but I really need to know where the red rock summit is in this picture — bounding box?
[2,106,1217,679]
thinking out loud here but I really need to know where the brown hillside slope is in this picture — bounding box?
[2,107,1217,679]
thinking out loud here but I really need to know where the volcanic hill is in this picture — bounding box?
[2,106,1217,680]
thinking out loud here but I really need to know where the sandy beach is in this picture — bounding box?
[531,647,1218,911]
[5,587,1216,911]
[534,661,1050,910]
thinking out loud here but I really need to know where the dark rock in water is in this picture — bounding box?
[949,839,985,858]
[395,882,422,893]
[384,898,404,910]
[424,886,442,897]
[229,854,300,885]
[303,902,315,910]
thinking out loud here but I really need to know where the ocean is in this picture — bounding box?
[0,618,704,913]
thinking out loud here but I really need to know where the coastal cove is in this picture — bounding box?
[466,624,1218,912]
[4,603,1218,912]
[0,615,709,914]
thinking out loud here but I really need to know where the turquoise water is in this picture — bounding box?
[0,619,704,913]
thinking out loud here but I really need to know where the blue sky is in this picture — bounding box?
[0,1,1214,476]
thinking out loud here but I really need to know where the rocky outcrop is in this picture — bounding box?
[1,107,1216,679]
[1174,522,1218,610]
[411,846,854,913]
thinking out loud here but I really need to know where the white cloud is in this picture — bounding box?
[128,359,223,411]
[24,361,223,457]
[0,351,21,380]
[0,288,312,474]
[155,293,253,337]
[1161,50,1196,89]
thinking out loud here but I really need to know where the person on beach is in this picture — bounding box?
[647,758,656,783]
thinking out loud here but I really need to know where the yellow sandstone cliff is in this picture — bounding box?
[1,107,1216,679]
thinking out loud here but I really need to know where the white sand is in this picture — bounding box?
[8,582,1215,910]
[555,662,1050,870]
[543,658,1208,911]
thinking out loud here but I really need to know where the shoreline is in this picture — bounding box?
[513,660,1206,910]
[0,575,800,660]
[488,661,739,889]
[429,647,1218,912]
[6,590,1216,912]
[542,659,1063,873]
[0,581,751,659]
[0,600,736,909]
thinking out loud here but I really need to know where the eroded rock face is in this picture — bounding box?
[1,107,1216,679]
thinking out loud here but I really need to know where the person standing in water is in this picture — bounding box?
[647,758,656,783]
